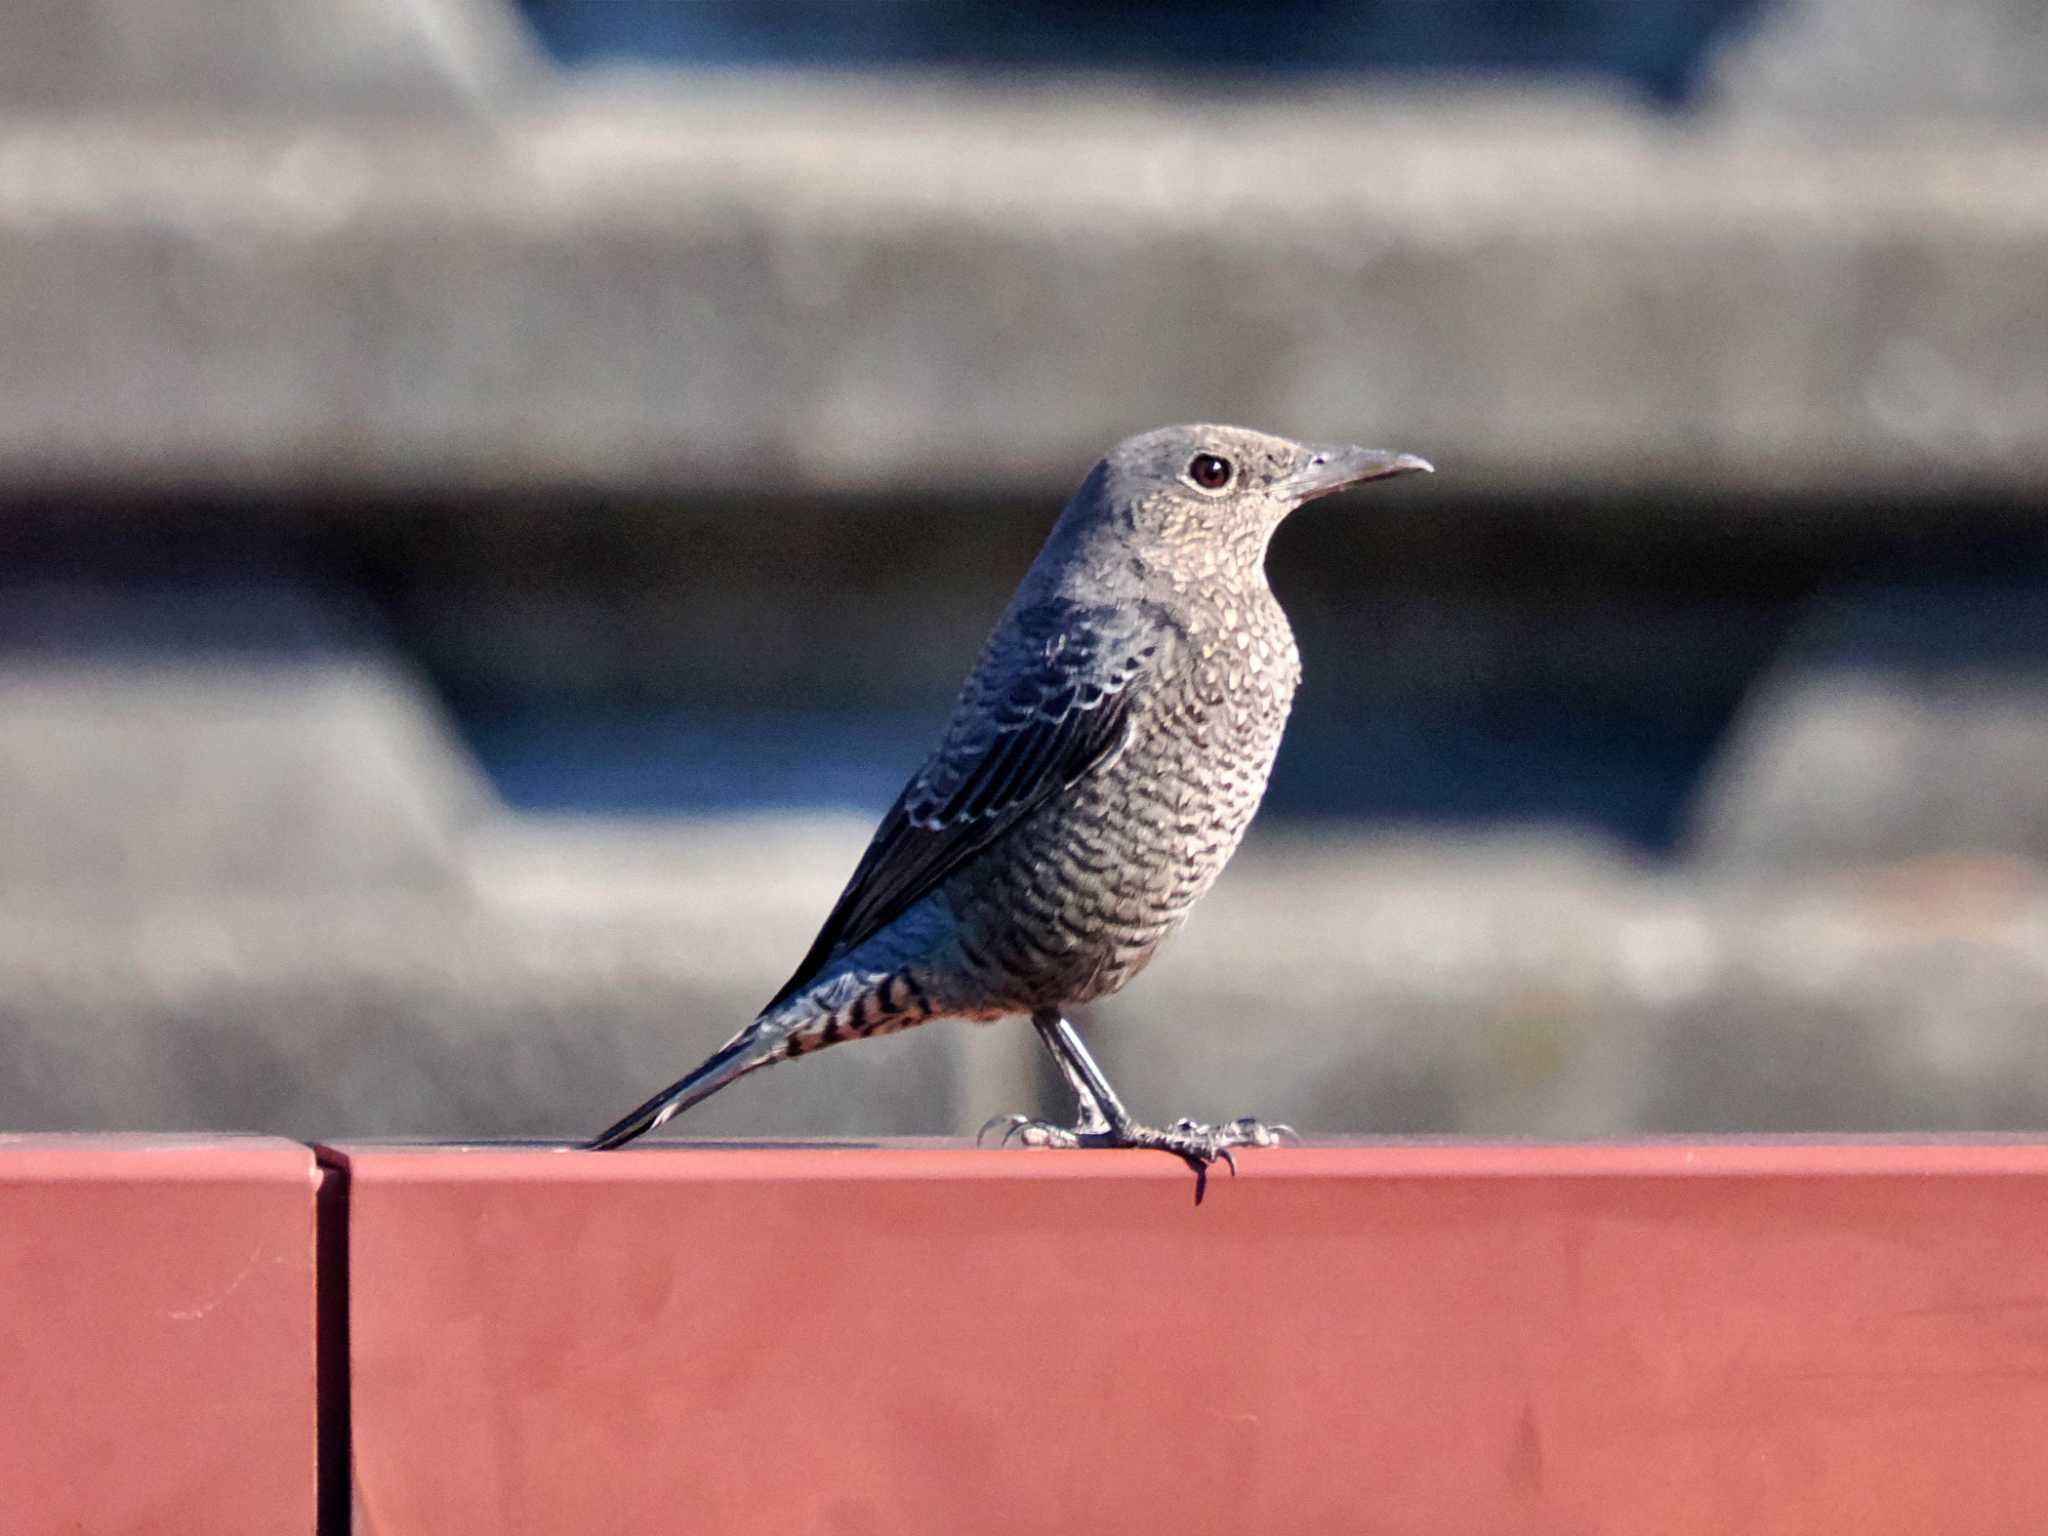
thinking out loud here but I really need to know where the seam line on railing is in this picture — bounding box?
[312,1146,352,1536]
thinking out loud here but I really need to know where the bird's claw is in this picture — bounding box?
[979,1114,1084,1149]
[1166,1115,1300,1149]
[1134,1115,1302,1203]
[1009,1119,1082,1149]
[1227,1115,1300,1147]
[983,1111,1299,1205]
[976,1113,1032,1147]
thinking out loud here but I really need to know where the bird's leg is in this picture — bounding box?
[1032,1008,1120,1135]
[976,1009,1111,1147]
[976,1009,1295,1204]
[1030,1012,1297,1152]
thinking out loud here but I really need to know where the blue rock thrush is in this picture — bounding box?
[590,425,1431,1197]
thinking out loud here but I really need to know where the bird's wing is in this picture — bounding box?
[763,602,1163,1011]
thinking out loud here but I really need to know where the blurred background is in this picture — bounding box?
[4,0,2047,1142]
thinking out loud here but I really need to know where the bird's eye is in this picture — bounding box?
[1187,453,1234,492]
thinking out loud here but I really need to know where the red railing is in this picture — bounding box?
[8,1136,2048,1534]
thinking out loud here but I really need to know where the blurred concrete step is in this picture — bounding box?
[1689,583,2048,866]
[1070,833,2048,1138]
[0,0,537,114]
[1709,0,2048,121]
[0,578,489,894]
[0,88,2043,499]
[7,825,2046,1142]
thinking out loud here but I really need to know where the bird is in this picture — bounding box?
[590,424,1431,1198]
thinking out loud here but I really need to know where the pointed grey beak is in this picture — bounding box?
[1284,445,1434,505]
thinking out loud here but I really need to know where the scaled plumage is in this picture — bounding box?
[590,425,1431,1194]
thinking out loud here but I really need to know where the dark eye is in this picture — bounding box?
[1187,453,1234,491]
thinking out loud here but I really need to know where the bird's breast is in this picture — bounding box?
[1066,598,1298,916]
[937,589,1301,1010]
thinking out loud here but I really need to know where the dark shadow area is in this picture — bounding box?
[6,488,2044,857]
[519,0,1772,105]
[357,489,2048,853]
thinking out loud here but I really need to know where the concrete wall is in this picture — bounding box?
[4,0,2047,1142]
[1,90,2043,501]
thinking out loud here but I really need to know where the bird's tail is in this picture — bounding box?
[585,1024,782,1150]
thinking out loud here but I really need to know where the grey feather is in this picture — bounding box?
[590,425,1431,1152]
[762,600,1151,1012]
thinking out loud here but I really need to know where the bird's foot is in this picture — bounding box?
[976,1112,1294,1204]
[977,1113,1083,1149]
[1166,1115,1301,1150]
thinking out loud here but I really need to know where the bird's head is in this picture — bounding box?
[1077,424,1431,576]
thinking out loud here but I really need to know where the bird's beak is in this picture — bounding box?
[1283,445,1434,505]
